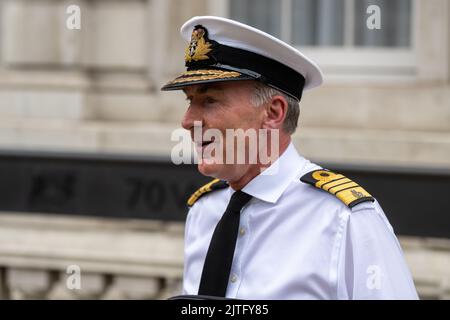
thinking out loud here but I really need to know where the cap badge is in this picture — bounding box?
[185,26,213,63]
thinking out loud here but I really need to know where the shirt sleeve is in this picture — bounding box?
[336,201,419,300]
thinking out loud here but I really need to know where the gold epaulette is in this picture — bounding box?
[187,178,229,207]
[300,169,374,209]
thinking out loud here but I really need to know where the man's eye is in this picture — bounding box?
[205,97,217,104]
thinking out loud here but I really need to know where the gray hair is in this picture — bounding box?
[250,82,300,134]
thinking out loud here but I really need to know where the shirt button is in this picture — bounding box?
[239,227,246,236]
[230,274,238,283]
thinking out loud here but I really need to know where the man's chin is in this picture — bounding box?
[197,161,224,179]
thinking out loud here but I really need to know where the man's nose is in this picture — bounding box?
[181,104,202,131]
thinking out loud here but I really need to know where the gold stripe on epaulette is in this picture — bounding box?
[328,181,359,194]
[301,169,374,208]
[187,178,221,207]
[321,177,352,191]
[336,186,372,207]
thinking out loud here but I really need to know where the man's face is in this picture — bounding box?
[182,80,265,182]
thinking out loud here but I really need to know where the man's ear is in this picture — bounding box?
[262,95,288,130]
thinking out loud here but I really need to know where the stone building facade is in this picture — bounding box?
[0,0,449,299]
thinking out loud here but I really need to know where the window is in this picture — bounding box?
[210,0,417,79]
[229,0,412,47]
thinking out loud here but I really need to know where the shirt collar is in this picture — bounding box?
[237,142,308,204]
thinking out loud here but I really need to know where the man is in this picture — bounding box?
[162,16,418,299]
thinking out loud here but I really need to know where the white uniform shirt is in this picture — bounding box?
[183,143,418,299]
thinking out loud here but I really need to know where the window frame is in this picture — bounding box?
[208,0,418,82]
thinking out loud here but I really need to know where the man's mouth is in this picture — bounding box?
[196,137,215,149]
[202,140,213,147]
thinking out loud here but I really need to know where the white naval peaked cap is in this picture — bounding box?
[161,16,323,100]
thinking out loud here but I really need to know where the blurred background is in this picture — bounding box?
[0,0,448,299]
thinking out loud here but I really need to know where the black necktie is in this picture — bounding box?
[198,190,252,297]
